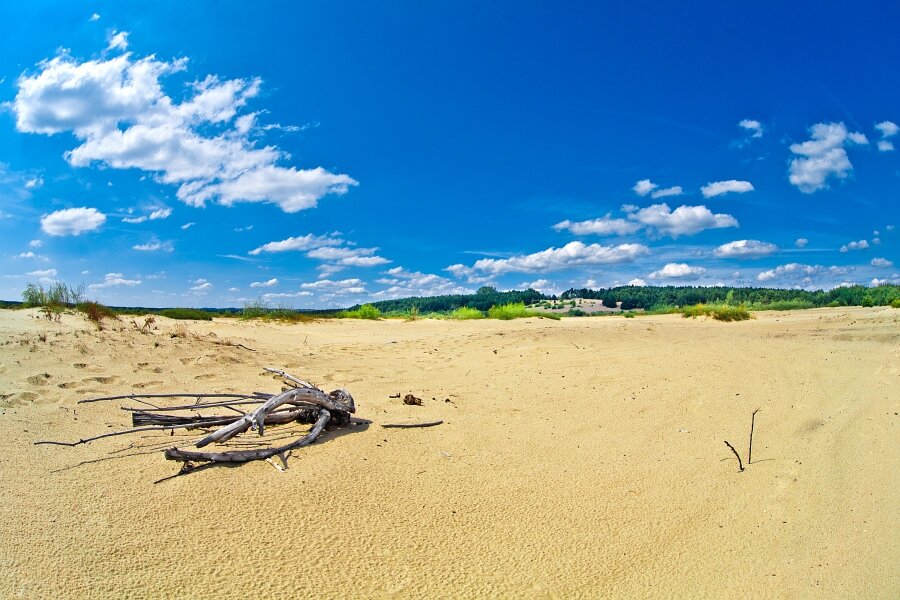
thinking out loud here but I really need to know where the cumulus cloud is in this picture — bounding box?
[839,239,869,252]
[648,263,706,280]
[738,119,763,138]
[795,238,808,248]
[190,278,212,291]
[149,207,171,220]
[788,122,867,193]
[628,203,738,238]
[250,278,278,287]
[651,186,682,199]
[372,267,474,299]
[871,257,893,267]
[756,263,851,285]
[11,40,357,213]
[305,246,390,267]
[249,233,343,255]
[89,272,141,289]
[27,268,58,278]
[40,207,106,236]
[181,222,195,230]
[447,241,649,278]
[18,252,37,259]
[262,291,313,300]
[713,239,777,258]
[24,176,43,189]
[874,120,898,152]
[553,215,642,237]
[700,180,754,198]
[627,277,647,286]
[133,240,173,252]
[300,278,367,295]
[29,239,42,248]
[107,30,129,51]
[633,179,656,196]
[89,13,100,22]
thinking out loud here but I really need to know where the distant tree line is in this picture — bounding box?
[361,286,544,313]
[559,284,900,310]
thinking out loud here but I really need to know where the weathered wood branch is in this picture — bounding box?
[724,440,744,472]
[381,420,444,428]
[164,408,331,464]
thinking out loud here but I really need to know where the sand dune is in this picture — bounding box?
[0,307,897,598]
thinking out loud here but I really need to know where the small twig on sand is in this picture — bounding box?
[381,420,443,429]
[724,440,744,472]
[748,408,761,465]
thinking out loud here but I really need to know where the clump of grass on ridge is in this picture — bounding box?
[77,301,119,330]
[158,308,216,321]
[449,306,484,320]
[487,302,560,320]
[341,304,382,320]
[682,303,751,322]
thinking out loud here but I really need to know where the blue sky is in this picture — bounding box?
[1,1,898,307]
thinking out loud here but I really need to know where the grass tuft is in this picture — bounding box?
[682,303,751,322]
[449,306,485,320]
[342,304,382,320]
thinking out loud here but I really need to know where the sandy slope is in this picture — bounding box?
[0,307,897,599]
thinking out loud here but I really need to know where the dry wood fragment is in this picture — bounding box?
[381,420,443,429]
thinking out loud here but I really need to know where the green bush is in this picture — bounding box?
[682,303,750,322]
[891,298,900,308]
[449,306,484,320]
[567,308,587,316]
[342,304,381,320]
[486,302,560,320]
[158,308,215,321]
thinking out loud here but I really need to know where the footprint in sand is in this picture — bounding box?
[132,381,163,389]
[7,391,38,406]
[73,363,88,369]
[57,381,82,389]
[194,373,216,380]
[26,373,52,386]
[82,376,119,385]
[179,357,196,365]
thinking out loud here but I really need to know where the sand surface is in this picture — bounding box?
[0,307,897,599]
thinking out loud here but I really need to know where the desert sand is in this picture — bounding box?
[0,306,897,599]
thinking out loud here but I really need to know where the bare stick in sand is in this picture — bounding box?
[748,408,761,465]
[381,420,444,428]
[724,440,744,472]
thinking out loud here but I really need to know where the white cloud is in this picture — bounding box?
[738,119,763,138]
[887,225,896,231]
[757,263,850,284]
[107,30,129,52]
[875,120,898,138]
[181,222,195,230]
[788,122,866,193]
[300,278,367,295]
[249,233,342,255]
[122,215,147,224]
[713,239,777,258]
[262,291,313,299]
[648,263,706,280]
[628,203,738,238]
[40,207,106,236]
[27,268,58,278]
[871,257,893,267]
[372,267,474,299]
[133,240,174,252]
[633,179,657,196]
[877,140,894,152]
[190,278,212,291]
[228,287,239,292]
[24,176,43,189]
[652,186,683,199]
[839,239,869,252]
[149,207,171,220]
[553,214,642,236]
[447,241,649,277]
[89,13,100,22]
[250,278,278,288]
[795,238,808,248]
[89,272,141,289]
[29,239,42,248]
[627,277,647,286]
[18,252,37,259]
[700,180,754,198]
[11,41,357,214]
[847,132,869,145]
[306,246,390,267]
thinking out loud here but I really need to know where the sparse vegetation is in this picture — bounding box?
[158,308,216,321]
[487,302,559,320]
[77,301,119,330]
[892,298,900,308]
[342,304,381,320]
[682,303,751,322]
[449,306,485,320]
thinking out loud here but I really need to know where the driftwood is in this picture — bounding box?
[381,420,444,429]
[34,368,357,476]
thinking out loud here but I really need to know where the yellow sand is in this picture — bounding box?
[0,307,897,599]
